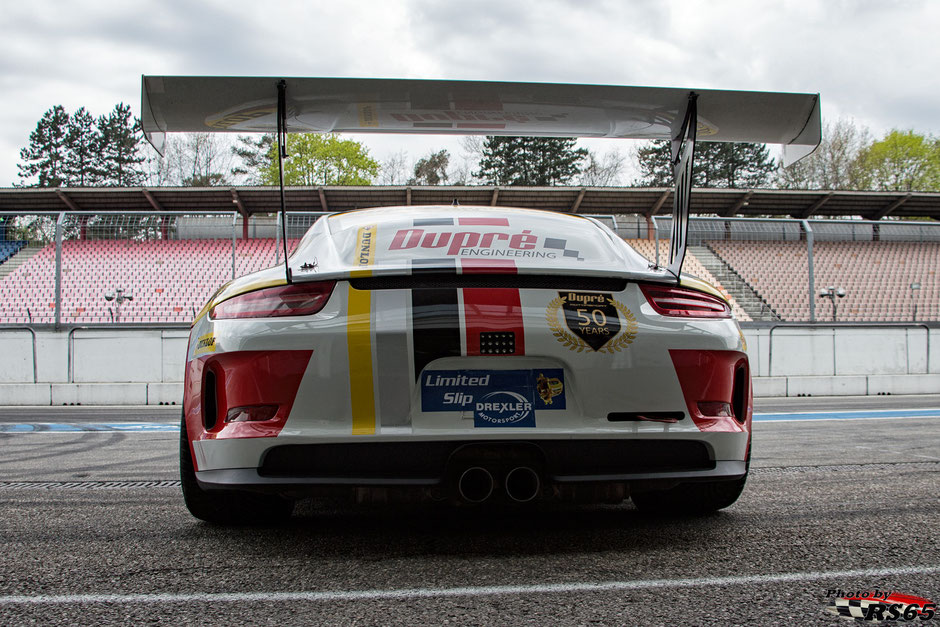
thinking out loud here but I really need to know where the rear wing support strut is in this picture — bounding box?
[277,80,292,284]
[667,92,697,280]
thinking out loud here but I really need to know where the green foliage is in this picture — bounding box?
[475,137,587,186]
[18,103,148,188]
[634,140,672,187]
[17,105,70,187]
[96,103,145,187]
[409,150,450,185]
[64,107,100,186]
[855,129,940,191]
[635,140,775,188]
[262,134,379,186]
[231,134,274,184]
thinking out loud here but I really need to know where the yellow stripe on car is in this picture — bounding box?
[347,224,377,434]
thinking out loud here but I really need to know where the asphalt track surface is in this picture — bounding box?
[1,396,938,625]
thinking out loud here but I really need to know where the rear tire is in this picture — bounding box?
[631,474,747,515]
[179,416,293,525]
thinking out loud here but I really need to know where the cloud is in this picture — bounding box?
[2,0,940,186]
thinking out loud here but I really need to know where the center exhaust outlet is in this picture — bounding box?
[457,466,495,504]
[504,466,541,503]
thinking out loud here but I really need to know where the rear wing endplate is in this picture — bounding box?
[142,76,820,280]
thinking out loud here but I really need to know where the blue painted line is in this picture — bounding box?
[1,410,938,432]
[754,409,940,422]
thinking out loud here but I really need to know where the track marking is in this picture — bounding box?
[1,565,938,605]
[753,408,940,422]
[854,445,940,461]
[0,423,177,433]
[2,408,937,433]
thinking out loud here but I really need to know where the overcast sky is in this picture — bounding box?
[2,0,939,187]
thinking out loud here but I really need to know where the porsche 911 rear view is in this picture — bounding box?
[179,207,752,523]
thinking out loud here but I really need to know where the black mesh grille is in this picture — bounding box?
[480,332,515,355]
[349,274,627,291]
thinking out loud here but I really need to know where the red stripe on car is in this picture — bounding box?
[463,288,525,356]
[460,258,518,274]
[457,217,510,226]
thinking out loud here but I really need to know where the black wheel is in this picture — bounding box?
[180,416,294,525]
[630,474,747,515]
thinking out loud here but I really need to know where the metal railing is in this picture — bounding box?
[0,211,325,328]
[2,210,939,328]
[649,216,940,323]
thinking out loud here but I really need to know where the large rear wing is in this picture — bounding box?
[141,76,820,279]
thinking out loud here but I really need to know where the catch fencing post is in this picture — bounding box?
[54,211,65,330]
[802,220,816,322]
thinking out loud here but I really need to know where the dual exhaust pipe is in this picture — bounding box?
[456,465,541,504]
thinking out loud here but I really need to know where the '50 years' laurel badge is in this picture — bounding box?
[546,291,638,353]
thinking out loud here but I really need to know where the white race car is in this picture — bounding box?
[180,205,751,522]
[141,76,820,523]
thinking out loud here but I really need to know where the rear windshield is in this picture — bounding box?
[319,207,644,274]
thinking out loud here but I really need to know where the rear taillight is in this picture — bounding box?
[640,284,731,318]
[210,281,336,319]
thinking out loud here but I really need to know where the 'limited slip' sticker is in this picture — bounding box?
[420,369,565,428]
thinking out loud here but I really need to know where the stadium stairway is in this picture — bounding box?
[689,244,781,322]
[0,245,44,282]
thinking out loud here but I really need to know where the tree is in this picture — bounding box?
[634,140,672,187]
[378,150,410,185]
[230,134,274,184]
[17,105,70,187]
[854,129,940,192]
[409,149,450,185]
[63,107,100,186]
[448,136,485,185]
[777,118,871,190]
[179,133,231,186]
[139,133,233,187]
[261,133,379,185]
[634,140,775,188]
[579,149,626,186]
[97,103,145,186]
[475,137,587,186]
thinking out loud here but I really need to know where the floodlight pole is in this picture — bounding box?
[277,79,292,284]
[666,93,698,280]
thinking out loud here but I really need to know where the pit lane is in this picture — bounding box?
[1,396,938,625]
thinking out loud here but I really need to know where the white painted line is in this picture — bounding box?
[1,565,938,605]
[855,445,940,461]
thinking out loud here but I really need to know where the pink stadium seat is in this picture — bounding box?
[0,238,299,324]
[706,240,939,322]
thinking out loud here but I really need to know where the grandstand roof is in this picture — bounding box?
[1,186,939,221]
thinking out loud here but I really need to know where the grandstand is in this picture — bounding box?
[0,238,299,324]
[0,240,26,266]
[1,184,939,325]
[707,240,939,322]
[3,230,936,325]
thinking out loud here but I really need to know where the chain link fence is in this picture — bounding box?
[645,216,940,322]
[2,210,938,326]
[0,211,329,326]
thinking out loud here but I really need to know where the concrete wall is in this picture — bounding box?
[0,328,188,405]
[0,326,937,404]
[742,325,939,397]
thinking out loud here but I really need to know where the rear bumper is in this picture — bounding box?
[194,438,747,494]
